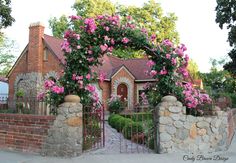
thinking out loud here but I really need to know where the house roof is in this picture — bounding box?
[43,35,153,81]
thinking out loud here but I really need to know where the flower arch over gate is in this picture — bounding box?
[39,14,211,113]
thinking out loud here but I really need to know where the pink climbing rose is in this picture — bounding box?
[122,37,130,44]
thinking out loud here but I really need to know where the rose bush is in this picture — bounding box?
[38,14,211,115]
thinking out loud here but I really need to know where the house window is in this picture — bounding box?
[43,48,48,61]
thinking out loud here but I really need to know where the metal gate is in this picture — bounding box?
[82,101,105,152]
[108,107,154,153]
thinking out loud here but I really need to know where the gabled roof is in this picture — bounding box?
[43,34,66,64]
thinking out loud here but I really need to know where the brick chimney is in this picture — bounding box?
[27,22,45,72]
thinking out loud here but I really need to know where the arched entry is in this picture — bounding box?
[117,83,127,102]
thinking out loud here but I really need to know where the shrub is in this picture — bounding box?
[107,95,125,114]
[120,112,153,122]
[122,122,143,139]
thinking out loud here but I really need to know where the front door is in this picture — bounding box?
[117,83,128,102]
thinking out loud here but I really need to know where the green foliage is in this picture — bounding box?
[16,89,24,98]
[122,122,143,139]
[187,59,200,80]
[117,0,179,44]
[0,0,15,29]
[107,95,125,114]
[215,0,236,76]
[120,112,152,122]
[223,48,236,76]
[73,0,115,18]
[49,0,180,59]
[49,15,69,39]
[0,36,16,76]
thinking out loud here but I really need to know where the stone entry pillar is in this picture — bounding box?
[154,96,230,154]
[41,101,83,157]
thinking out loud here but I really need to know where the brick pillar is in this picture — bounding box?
[28,22,44,73]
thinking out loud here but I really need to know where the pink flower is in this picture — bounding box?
[150,70,157,76]
[151,34,156,42]
[100,44,108,52]
[72,74,76,80]
[127,15,132,21]
[88,50,93,55]
[37,92,45,100]
[61,40,71,53]
[69,15,82,20]
[166,53,171,59]
[104,36,110,41]
[44,80,55,89]
[184,54,189,62]
[78,80,84,89]
[97,15,104,19]
[99,72,106,82]
[122,37,130,44]
[87,57,94,62]
[146,60,155,67]
[86,73,91,80]
[51,86,64,94]
[141,28,148,35]
[107,46,113,52]
[84,18,97,34]
[180,43,187,51]
[162,39,173,47]
[160,67,168,75]
[104,26,110,31]
[85,84,96,93]
[111,38,115,45]
[76,76,83,80]
[77,45,81,49]
[171,58,177,65]
[175,48,184,57]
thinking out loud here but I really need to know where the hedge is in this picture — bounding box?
[119,112,153,122]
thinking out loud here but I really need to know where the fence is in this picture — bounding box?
[0,95,52,115]
[83,101,105,152]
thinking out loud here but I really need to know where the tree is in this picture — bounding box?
[0,36,15,76]
[48,0,179,58]
[215,0,236,76]
[0,0,15,29]
[187,59,199,80]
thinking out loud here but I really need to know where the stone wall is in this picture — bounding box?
[41,102,83,157]
[0,114,55,153]
[155,96,234,154]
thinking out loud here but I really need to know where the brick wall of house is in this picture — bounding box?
[42,49,63,76]
[99,81,111,110]
[8,51,28,100]
[111,68,135,109]
[0,114,55,153]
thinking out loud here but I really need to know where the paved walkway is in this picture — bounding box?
[84,122,153,154]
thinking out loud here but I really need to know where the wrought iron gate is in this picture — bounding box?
[82,101,105,152]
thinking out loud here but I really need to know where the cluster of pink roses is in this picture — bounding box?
[182,82,211,109]
[37,79,64,100]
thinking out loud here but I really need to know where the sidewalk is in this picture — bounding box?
[1,134,236,163]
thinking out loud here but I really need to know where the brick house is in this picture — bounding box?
[7,22,155,110]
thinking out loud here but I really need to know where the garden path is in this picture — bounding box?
[84,121,153,154]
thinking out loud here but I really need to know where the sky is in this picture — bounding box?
[3,0,231,72]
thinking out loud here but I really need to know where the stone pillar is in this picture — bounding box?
[41,101,83,157]
[154,95,185,153]
[154,95,230,154]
